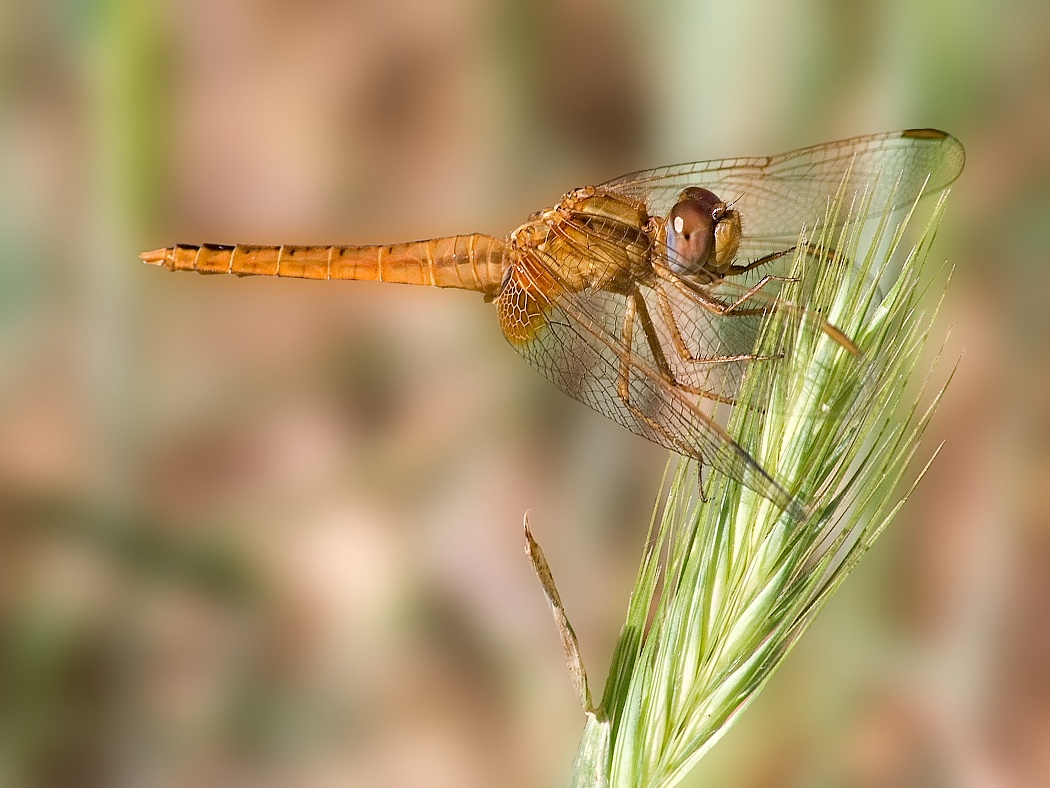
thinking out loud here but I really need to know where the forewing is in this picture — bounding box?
[604,129,965,262]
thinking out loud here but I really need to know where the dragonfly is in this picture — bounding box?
[141,128,965,516]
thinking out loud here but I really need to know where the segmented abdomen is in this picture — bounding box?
[141,235,510,296]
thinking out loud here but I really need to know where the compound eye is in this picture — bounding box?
[667,198,715,275]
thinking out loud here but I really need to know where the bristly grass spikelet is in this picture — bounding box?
[564,174,956,788]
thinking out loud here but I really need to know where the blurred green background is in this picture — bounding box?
[2,0,1048,785]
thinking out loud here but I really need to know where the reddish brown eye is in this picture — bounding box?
[667,198,715,274]
[680,187,722,213]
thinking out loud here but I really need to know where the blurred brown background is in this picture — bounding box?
[2,0,1048,785]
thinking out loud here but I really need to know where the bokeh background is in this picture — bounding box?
[2,0,1048,785]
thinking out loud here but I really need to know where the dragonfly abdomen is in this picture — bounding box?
[140,235,511,295]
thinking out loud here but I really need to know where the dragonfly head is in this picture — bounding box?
[667,187,741,277]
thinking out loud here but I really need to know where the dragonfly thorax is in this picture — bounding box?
[510,187,653,293]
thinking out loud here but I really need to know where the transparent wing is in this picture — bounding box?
[495,245,798,515]
[604,129,965,263]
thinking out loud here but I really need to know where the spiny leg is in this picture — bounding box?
[654,281,782,369]
[616,292,711,500]
[631,286,745,405]
[696,464,708,503]
[622,286,675,382]
[708,274,859,355]
[726,243,859,353]
[722,241,843,277]
[660,264,860,356]
[723,244,796,276]
[720,275,799,314]
[616,290,708,455]
[656,264,784,317]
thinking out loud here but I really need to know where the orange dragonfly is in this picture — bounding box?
[142,129,964,516]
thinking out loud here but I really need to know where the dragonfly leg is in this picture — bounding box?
[724,245,796,276]
[656,270,770,319]
[618,295,714,500]
[617,291,707,457]
[722,275,799,313]
[616,287,641,406]
[659,267,783,317]
[627,287,675,380]
[696,468,709,502]
[654,283,781,368]
[629,287,742,406]
[660,266,860,356]
[723,241,843,277]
